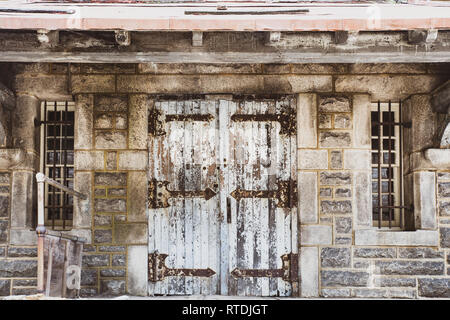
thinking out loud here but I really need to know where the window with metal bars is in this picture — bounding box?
[371,101,410,229]
[39,101,75,231]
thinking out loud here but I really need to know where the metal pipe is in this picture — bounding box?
[36,172,87,200]
[36,173,46,293]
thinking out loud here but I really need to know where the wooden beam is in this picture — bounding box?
[0,50,449,64]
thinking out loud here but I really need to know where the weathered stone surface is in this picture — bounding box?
[438,201,450,217]
[95,188,106,197]
[398,248,444,259]
[343,150,371,170]
[334,114,352,129]
[100,280,125,296]
[438,172,450,180]
[117,75,332,94]
[353,248,396,258]
[128,172,147,222]
[80,288,98,297]
[418,278,450,298]
[114,224,147,245]
[100,268,126,277]
[13,279,37,287]
[330,151,342,169]
[94,214,112,227]
[297,94,317,148]
[320,172,351,185]
[319,131,352,148]
[321,288,351,298]
[127,245,148,296]
[438,182,450,197]
[14,74,68,99]
[82,64,136,74]
[335,217,352,234]
[75,94,94,149]
[12,288,37,296]
[81,269,98,286]
[0,247,4,256]
[95,95,128,112]
[320,188,332,197]
[106,152,117,170]
[94,172,127,186]
[318,96,351,113]
[299,172,318,223]
[0,195,9,218]
[94,113,114,129]
[335,75,444,100]
[95,131,127,150]
[321,271,369,287]
[300,225,332,245]
[353,261,370,269]
[349,63,427,74]
[355,229,439,246]
[375,261,444,275]
[138,63,262,74]
[98,246,126,252]
[0,260,37,277]
[94,229,113,243]
[74,151,104,170]
[0,220,8,243]
[83,245,96,253]
[112,254,126,267]
[298,149,328,170]
[352,288,387,298]
[115,113,128,130]
[71,75,116,94]
[353,172,372,227]
[118,151,147,170]
[440,227,450,248]
[318,113,332,129]
[375,277,416,287]
[7,247,37,257]
[320,200,352,214]
[108,188,126,197]
[82,254,110,268]
[0,173,10,184]
[335,236,352,245]
[95,198,126,213]
[321,247,351,268]
[335,188,351,198]
[0,279,10,296]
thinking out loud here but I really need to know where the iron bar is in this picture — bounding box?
[377,101,382,228]
[51,102,57,230]
[388,100,393,229]
[399,100,404,229]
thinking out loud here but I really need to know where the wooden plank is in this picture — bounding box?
[2,51,450,64]
[184,99,194,296]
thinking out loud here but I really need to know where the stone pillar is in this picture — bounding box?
[9,94,40,245]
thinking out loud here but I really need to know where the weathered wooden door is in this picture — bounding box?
[148,96,298,296]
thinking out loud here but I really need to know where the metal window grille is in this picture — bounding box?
[39,101,75,231]
[371,101,410,229]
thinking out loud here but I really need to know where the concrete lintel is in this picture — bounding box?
[355,229,439,246]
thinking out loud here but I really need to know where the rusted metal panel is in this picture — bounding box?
[148,95,297,296]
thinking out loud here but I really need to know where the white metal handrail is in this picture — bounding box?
[35,172,87,294]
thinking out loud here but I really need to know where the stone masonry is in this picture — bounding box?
[0,62,449,298]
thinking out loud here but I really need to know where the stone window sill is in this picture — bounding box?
[355,229,439,246]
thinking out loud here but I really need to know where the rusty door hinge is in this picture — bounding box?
[148,252,216,282]
[148,108,214,136]
[230,253,299,282]
[148,179,217,209]
[230,179,297,208]
[230,110,296,135]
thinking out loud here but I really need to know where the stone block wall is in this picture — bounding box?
[1,62,449,298]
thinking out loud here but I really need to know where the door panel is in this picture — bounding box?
[148,96,297,297]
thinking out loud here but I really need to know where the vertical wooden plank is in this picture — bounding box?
[219,99,230,295]
[167,100,177,295]
[147,100,156,296]
[184,100,194,295]
[258,100,270,297]
[289,97,299,296]
[191,100,202,295]
[159,100,170,296]
[174,100,186,294]
[267,99,279,296]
